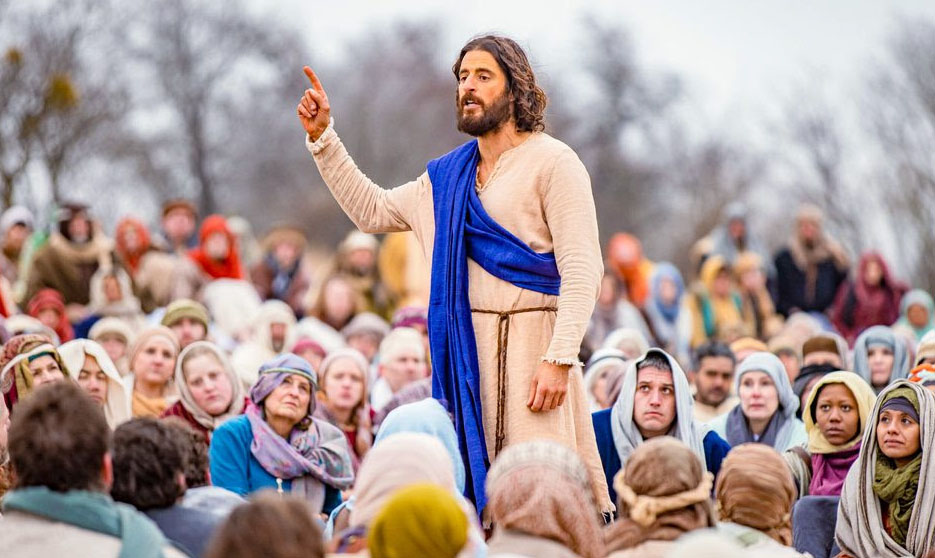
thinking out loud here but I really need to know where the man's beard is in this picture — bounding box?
[456,91,512,136]
[697,388,727,407]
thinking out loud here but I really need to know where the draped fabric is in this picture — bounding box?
[426,140,561,511]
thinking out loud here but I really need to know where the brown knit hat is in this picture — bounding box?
[161,299,210,330]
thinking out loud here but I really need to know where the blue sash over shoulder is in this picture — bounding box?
[426,139,561,512]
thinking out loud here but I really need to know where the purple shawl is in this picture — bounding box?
[809,442,861,496]
[246,355,354,500]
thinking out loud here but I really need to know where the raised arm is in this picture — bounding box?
[298,67,423,233]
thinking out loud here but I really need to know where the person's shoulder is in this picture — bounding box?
[213,414,251,440]
[0,510,123,558]
[527,133,583,163]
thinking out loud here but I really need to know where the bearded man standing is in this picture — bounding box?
[297,35,610,514]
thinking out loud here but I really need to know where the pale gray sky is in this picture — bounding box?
[285,0,935,137]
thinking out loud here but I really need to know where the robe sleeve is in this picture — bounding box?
[540,148,603,366]
[306,120,428,234]
[209,419,251,497]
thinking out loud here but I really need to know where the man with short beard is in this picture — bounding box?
[691,341,739,423]
[297,35,610,514]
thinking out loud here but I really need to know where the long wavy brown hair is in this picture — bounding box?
[453,35,547,133]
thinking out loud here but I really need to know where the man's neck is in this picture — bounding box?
[476,124,532,183]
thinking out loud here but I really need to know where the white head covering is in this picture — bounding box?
[610,348,709,469]
[852,325,911,386]
[174,340,245,431]
[731,352,800,450]
[0,205,33,236]
[602,328,650,358]
[836,381,935,557]
[58,339,131,429]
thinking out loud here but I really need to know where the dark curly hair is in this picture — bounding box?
[162,417,209,489]
[453,35,547,133]
[112,418,186,510]
[9,382,110,492]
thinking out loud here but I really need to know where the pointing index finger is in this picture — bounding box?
[303,66,326,95]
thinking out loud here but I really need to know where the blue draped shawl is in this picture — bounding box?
[427,139,561,512]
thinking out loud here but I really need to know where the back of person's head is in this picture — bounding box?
[162,417,209,489]
[8,382,109,492]
[205,492,324,558]
[369,484,468,558]
[111,418,185,510]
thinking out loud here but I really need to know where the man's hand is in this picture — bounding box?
[297,66,331,142]
[527,361,571,412]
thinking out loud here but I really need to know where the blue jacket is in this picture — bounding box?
[592,408,731,507]
[210,415,341,514]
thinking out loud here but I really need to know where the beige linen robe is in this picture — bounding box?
[307,123,612,512]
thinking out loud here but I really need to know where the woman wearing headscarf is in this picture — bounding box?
[161,341,246,443]
[368,484,470,558]
[606,232,654,308]
[0,333,70,409]
[313,348,372,469]
[853,325,911,393]
[831,252,907,346]
[210,354,353,515]
[688,255,745,347]
[708,352,807,451]
[601,327,650,360]
[593,349,730,507]
[734,252,783,341]
[126,326,180,418]
[892,289,935,344]
[329,433,482,557]
[782,371,876,499]
[584,348,628,412]
[644,262,693,364]
[486,440,604,558]
[715,443,803,554]
[75,266,146,338]
[325,399,467,542]
[89,316,135,376]
[604,437,716,558]
[58,339,131,430]
[836,381,935,557]
[187,214,244,281]
[26,288,73,343]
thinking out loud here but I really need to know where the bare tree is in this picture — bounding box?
[864,18,935,292]
[0,0,124,207]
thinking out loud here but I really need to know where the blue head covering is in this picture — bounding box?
[649,262,685,323]
[852,325,910,387]
[250,354,320,428]
[375,398,466,492]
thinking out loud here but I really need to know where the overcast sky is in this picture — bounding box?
[286,0,935,137]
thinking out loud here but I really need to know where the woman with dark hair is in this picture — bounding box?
[836,381,935,557]
[209,354,353,515]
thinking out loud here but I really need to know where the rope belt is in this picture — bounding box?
[471,305,557,456]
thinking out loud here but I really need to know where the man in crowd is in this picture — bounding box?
[112,418,221,558]
[298,34,612,512]
[161,298,211,349]
[0,382,184,558]
[774,204,850,317]
[371,327,428,412]
[692,341,739,423]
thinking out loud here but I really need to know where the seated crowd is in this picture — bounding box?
[0,199,934,557]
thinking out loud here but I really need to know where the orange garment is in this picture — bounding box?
[187,215,244,280]
[115,217,152,275]
[607,233,653,307]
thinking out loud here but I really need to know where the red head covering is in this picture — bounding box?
[607,232,651,307]
[26,289,74,342]
[115,217,152,275]
[187,214,244,280]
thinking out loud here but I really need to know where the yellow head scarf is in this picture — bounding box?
[369,483,468,558]
[804,371,877,454]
